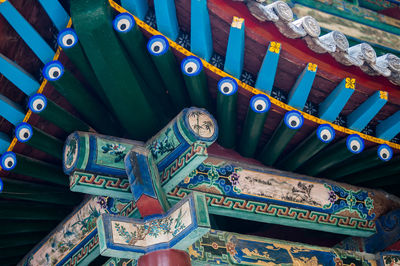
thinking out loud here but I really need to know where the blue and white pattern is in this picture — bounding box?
[113,13,135,33]
[250,94,270,113]
[346,134,364,154]
[57,29,78,49]
[28,94,47,113]
[147,35,169,56]
[317,124,335,143]
[0,151,17,171]
[42,61,64,81]
[284,111,304,129]
[377,144,393,161]
[15,122,33,143]
[218,77,238,96]
[181,56,203,76]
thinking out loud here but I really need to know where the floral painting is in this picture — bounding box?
[112,201,192,247]
[24,197,107,265]
[149,127,180,163]
[96,138,132,169]
[64,136,78,170]
[23,196,135,266]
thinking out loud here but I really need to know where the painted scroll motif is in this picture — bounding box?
[189,230,377,266]
[22,197,136,266]
[179,157,375,220]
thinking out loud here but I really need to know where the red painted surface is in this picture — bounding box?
[136,194,166,218]
[386,240,400,251]
[209,0,400,100]
[138,249,191,266]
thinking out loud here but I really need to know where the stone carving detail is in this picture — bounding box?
[243,0,400,85]
[293,16,320,38]
[247,1,279,22]
[376,54,400,86]
[272,1,293,22]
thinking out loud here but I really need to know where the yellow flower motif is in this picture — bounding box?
[183,176,191,184]
[345,78,356,89]
[269,42,281,54]
[232,17,244,29]
[380,91,388,100]
[307,63,317,72]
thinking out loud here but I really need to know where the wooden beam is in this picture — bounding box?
[0,0,55,63]
[147,35,189,112]
[181,56,210,109]
[238,94,270,157]
[299,134,365,176]
[347,91,388,132]
[277,124,335,171]
[191,0,213,61]
[259,110,304,166]
[255,42,281,95]
[0,53,40,97]
[0,220,57,235]
[319,78,355,122]
[0,94,25,126]
[224,17,245,79]
[0,178,81,205]
[121,0,148,20]
[36,0,70,31]
[1,152,68,186]
[153,0,179,41]
[376,110,400,141]
[0,201,70,220]
[287,63,317,110]
[216,77,238,148]
[43,61,120,136]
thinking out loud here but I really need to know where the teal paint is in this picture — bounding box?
[121,0,148,20]
[0,94,25,126]
[327,145,392,180]
[217,77,238,148]
[287,64,317,110]
[255,42,281,95]
[300,134,365,176]
[258,111,304,166]
[238,94,270,158]
[71,0,161,140]
[224,17,245,79]
[347,91,388,132]
[0,133,10,154]
[319,78,355,122]
[153,0,179,41]
[376,110,400,141]
[0,1,55,64]
[277,124,335,171]
[181,56,210,109]
[191,0,213,61]
[37,0,70,31]
[0,54,40,97]
[57,29,109,105]
[147,35,189,111]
